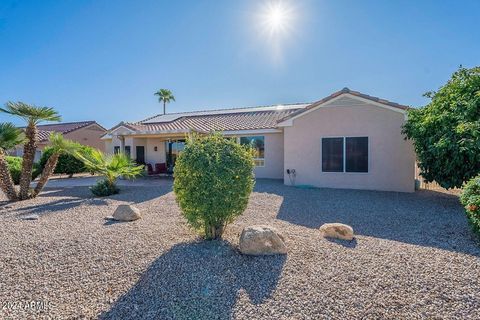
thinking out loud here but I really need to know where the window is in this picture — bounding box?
[240,136,265,167]
[346,137,368,172]
[124,146,131,158]
[322,138,344,172]
[114,146,120,154]
[322,137,368,173]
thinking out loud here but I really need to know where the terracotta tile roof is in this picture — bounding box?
[112,104,309,134]
[34,121,103,142]
[278,88,409,123]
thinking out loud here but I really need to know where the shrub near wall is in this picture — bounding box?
[6,156,41,184]
[173,133,255,240]
[460,175,480,235]
[40,145,93,177]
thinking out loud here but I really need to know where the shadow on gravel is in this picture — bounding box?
[255,180,480,257]
[100,241,286,320]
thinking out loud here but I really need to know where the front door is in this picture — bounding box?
[136,146,145,164]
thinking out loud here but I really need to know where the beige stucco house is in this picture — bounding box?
[12,121,107,161]
[103,88,416,192]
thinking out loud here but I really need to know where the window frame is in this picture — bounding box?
[237,135,266,168]
[321,136,369,174]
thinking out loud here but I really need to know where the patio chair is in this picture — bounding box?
[155,163,167,174]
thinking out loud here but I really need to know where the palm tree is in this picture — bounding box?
[0,102,61,200]
[154,89,175,115]
[32,133,79,197]
[74,149,144,196]
[0,123,25,201]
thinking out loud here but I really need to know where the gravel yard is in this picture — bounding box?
[1,179,479,319]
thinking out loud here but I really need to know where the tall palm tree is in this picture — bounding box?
[0,123,25,201]
[154,89,175,115]
[0,102,61,200]
[32,133,78,197]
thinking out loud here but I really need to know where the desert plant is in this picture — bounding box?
[173,133,255,240]
[90,179,120,197]
[40,144,92,177]
[460,175,480,235]
[154,88,175,115]
[0,102,61,199]
[74,149,144,196]
[32,133,79,197]
[402,66,480,189]
[5,156,42,185]
[0,123,25,201]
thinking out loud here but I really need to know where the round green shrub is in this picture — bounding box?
[5,156,41,185]
[173,133,255,240]
[90,179,120,197]
[40,145,93,177]
[460,175,480,235]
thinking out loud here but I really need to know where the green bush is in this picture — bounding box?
[40,145,93,177]
[460,175,480,235]
[173,133,255,240]
[90,179,120,197]
[6,156,41,185]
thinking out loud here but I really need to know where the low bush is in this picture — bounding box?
[460,175,480,235]
[6,156,41,185]
[90,179,120,197]
[173,133,255,240]
[40,145,93,177]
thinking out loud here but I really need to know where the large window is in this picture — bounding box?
[322,137,368,173]
[113,146,120,154]
[240,136,265,167]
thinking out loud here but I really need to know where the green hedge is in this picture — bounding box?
[39,145,93,177]
[173,133,255,240]
[460,175,480,235]
[6,156,41,185]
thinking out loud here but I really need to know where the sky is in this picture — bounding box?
[0,0,479,128]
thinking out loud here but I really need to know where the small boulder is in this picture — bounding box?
[21,214,39,221]
[319,223,354,241]
[239,225,287,255]
[110,204,141,221]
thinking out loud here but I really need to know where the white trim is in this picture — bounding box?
[321,136,370,174]
[278,93,406,127]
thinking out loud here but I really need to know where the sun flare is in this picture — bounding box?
[260,1,294,35]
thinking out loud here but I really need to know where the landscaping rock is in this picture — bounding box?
[319,223,354,240]
[110,204,141,221]
[239,225,287,255]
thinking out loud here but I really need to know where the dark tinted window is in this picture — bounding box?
[322,138,344,172]
[124,146,131,158]
[346,137,368,172]
[113,146,120,154]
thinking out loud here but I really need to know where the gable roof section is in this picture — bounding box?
[34,121,105,142]
[277,88,409,126]
[106,104,309,137]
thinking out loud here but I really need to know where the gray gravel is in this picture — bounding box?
[1,179,479,319]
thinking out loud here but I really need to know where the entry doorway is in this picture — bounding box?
[136,146,145,164]
[166,140,185,172]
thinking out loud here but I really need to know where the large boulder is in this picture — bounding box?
[319,223,354,241]
[239,225,287,255]
[111,204,142,221]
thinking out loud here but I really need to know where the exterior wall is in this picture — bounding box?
[283,97,415,192]
[145,138,166,164]
[64,124,107,152]
[236,132,284,179]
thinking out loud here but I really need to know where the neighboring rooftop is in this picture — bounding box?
[34,121,104,142]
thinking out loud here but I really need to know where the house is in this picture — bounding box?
[12,121,107,161]
[102,88,416,192]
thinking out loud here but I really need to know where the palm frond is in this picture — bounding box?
[0,102,61,124]
[0,122,25,150]
[49,133,81,155]
[154,89,175,103]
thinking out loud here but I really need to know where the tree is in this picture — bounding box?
[74,149,144,196]
[32,133,79,197]
[0,102,61,199]
[173,133,255,240]
[402,66,480,189]
[0,123,25,201]
[154,89,175,115]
